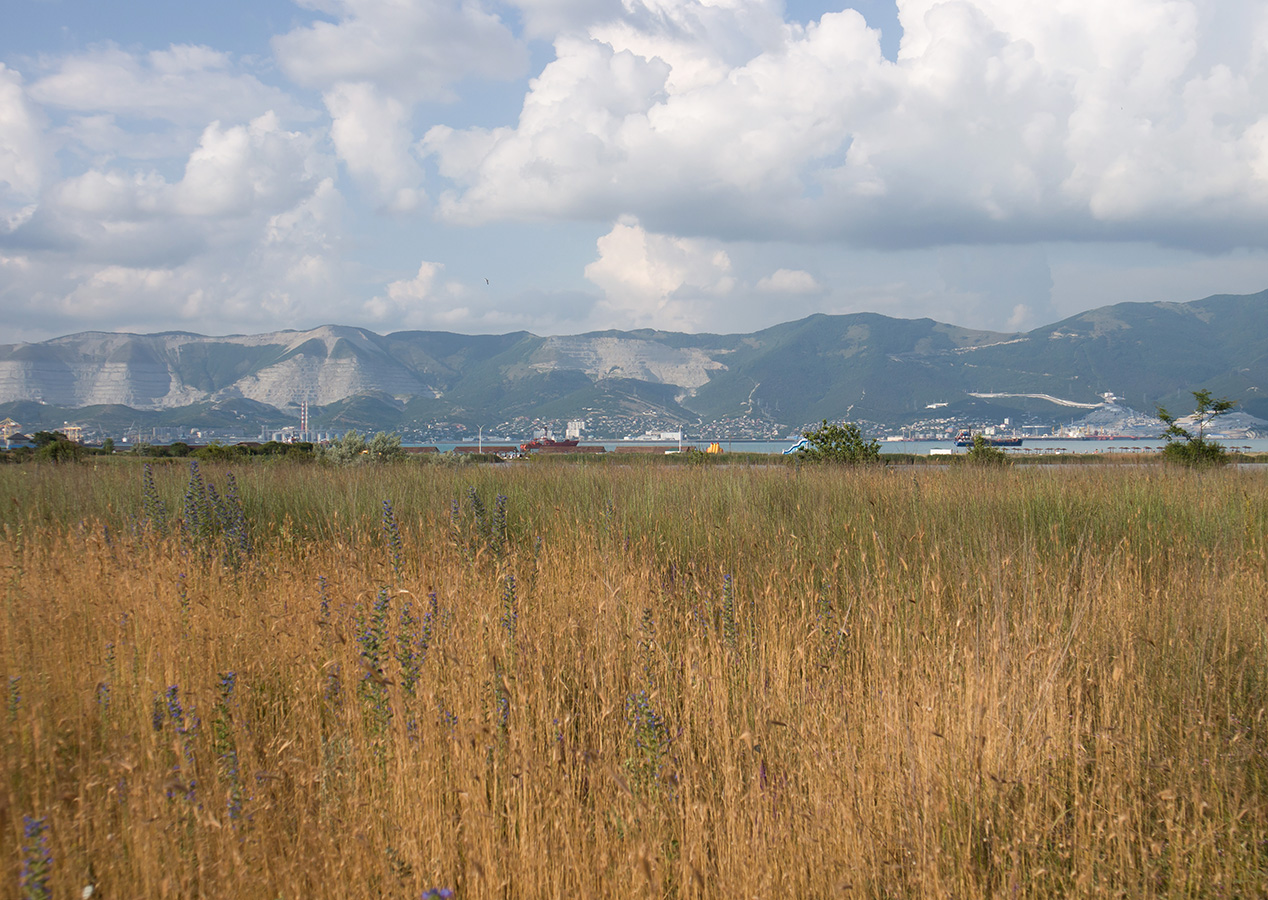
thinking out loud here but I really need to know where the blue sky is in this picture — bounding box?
[3,0,1268,342]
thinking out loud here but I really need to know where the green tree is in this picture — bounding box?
[35,439,81,463]
[965,434,1011,466]
[193,442,246,462]
[796,420,881,463]
[101,437,115,454]
[1157,390,1236,466]
[31,431,69,448]
[283,441,317,461]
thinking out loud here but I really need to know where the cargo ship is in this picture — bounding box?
[519,435,580,451]
[954,430,1023,448]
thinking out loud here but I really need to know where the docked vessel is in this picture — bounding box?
[519,435,580,451]
[954,430,1023,447]
[626,429,684,442]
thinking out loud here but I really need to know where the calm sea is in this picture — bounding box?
[416,438,1268,456]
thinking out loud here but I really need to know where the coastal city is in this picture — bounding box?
[5,398,1266,456]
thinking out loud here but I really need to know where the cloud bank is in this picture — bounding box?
[3,0,1268,341]
[427,0,1268,249]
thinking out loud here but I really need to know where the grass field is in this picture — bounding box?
[3,458,1267,898]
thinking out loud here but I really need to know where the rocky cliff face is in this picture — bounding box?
[0,326,441,410]
[0,335,190,408]
[0,325,725,412]
[230,355,434,407]
[527,336,725,390]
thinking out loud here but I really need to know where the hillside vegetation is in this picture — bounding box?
[3,289,1267,429]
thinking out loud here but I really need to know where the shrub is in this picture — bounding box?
[34,439,81,463]
[319,430,367,465]
[965,434,1011,466]
[131,442,194,458]
[193,443,247,462]
[319,430,405,465]
[366,431,405,463]
[796,419,881,463]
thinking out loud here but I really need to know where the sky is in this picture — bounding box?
[4,0,1268,342]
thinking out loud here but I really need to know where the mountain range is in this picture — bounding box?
[2,289,1266,435]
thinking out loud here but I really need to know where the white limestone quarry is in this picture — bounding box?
[529,336,725,389]
[0,326,436,410]
[209,326,438,407]
[0,333,196,409]
[227,355,430,407]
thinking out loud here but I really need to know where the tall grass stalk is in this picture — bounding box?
[2,462,1267,897]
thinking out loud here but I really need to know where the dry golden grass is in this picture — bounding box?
[2,460,1267,898]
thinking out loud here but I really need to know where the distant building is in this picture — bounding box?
[565,419,586,440]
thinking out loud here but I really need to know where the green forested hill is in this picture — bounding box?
[2,290,1265,430]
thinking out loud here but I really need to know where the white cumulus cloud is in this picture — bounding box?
[366,260,445,322]
[274,0,528,101]
[47,112,327,229]
[324,83,424,212]
[0,65,47,232]
[424,0,1268,250]
[1,104,350,336]
[9,0,1268,341]
[175,113,325,217]
[364,260,555,331]
[30,43,307,125]
[274,1,530,214]
[585,217,735,329]
[756,268,821,294]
